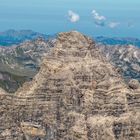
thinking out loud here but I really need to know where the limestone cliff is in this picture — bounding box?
[0,31,140,140]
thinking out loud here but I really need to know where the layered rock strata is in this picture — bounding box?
[0,31,140,140]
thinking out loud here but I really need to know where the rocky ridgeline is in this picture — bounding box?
[97,44,140,82]
[0,38,54,93]
[0,31,140,140]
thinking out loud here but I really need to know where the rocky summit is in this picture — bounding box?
[0,31,140,140]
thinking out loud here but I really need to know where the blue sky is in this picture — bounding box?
[0,0,140,38]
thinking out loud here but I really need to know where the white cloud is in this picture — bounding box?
[91,10,106,26]
[68,10,80,23]
[92,10,106,21]
[108,22,120,28]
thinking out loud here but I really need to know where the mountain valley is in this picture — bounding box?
[0,38,54,92]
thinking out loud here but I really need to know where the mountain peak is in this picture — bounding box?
[0,31,140,140]
[57,31,93,48]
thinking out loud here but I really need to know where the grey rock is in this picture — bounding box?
[128,79,140,90]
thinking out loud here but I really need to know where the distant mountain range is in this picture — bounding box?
[0,29,53,46]
[95,36,140,47]
[0,30,140,47]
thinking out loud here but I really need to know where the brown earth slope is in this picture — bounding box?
[0,31,140,140]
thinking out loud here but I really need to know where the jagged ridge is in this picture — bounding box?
[0,31,140,140]
[97,44,140,82]
[0,38,54,92]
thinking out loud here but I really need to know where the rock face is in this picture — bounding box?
[128,79,140,90]
[0,31,140,140]
[97,44,140,82]
[0,38,54,92]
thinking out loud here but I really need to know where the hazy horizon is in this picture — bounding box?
[0,0,140,38]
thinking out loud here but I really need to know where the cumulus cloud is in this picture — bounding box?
[91,10,106,26]
[108,22,120,28]
[68,10,80,23]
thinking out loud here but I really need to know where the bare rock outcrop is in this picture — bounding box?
[128,79,140,90]
[0,31,140,140]
[97,44,140,83]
